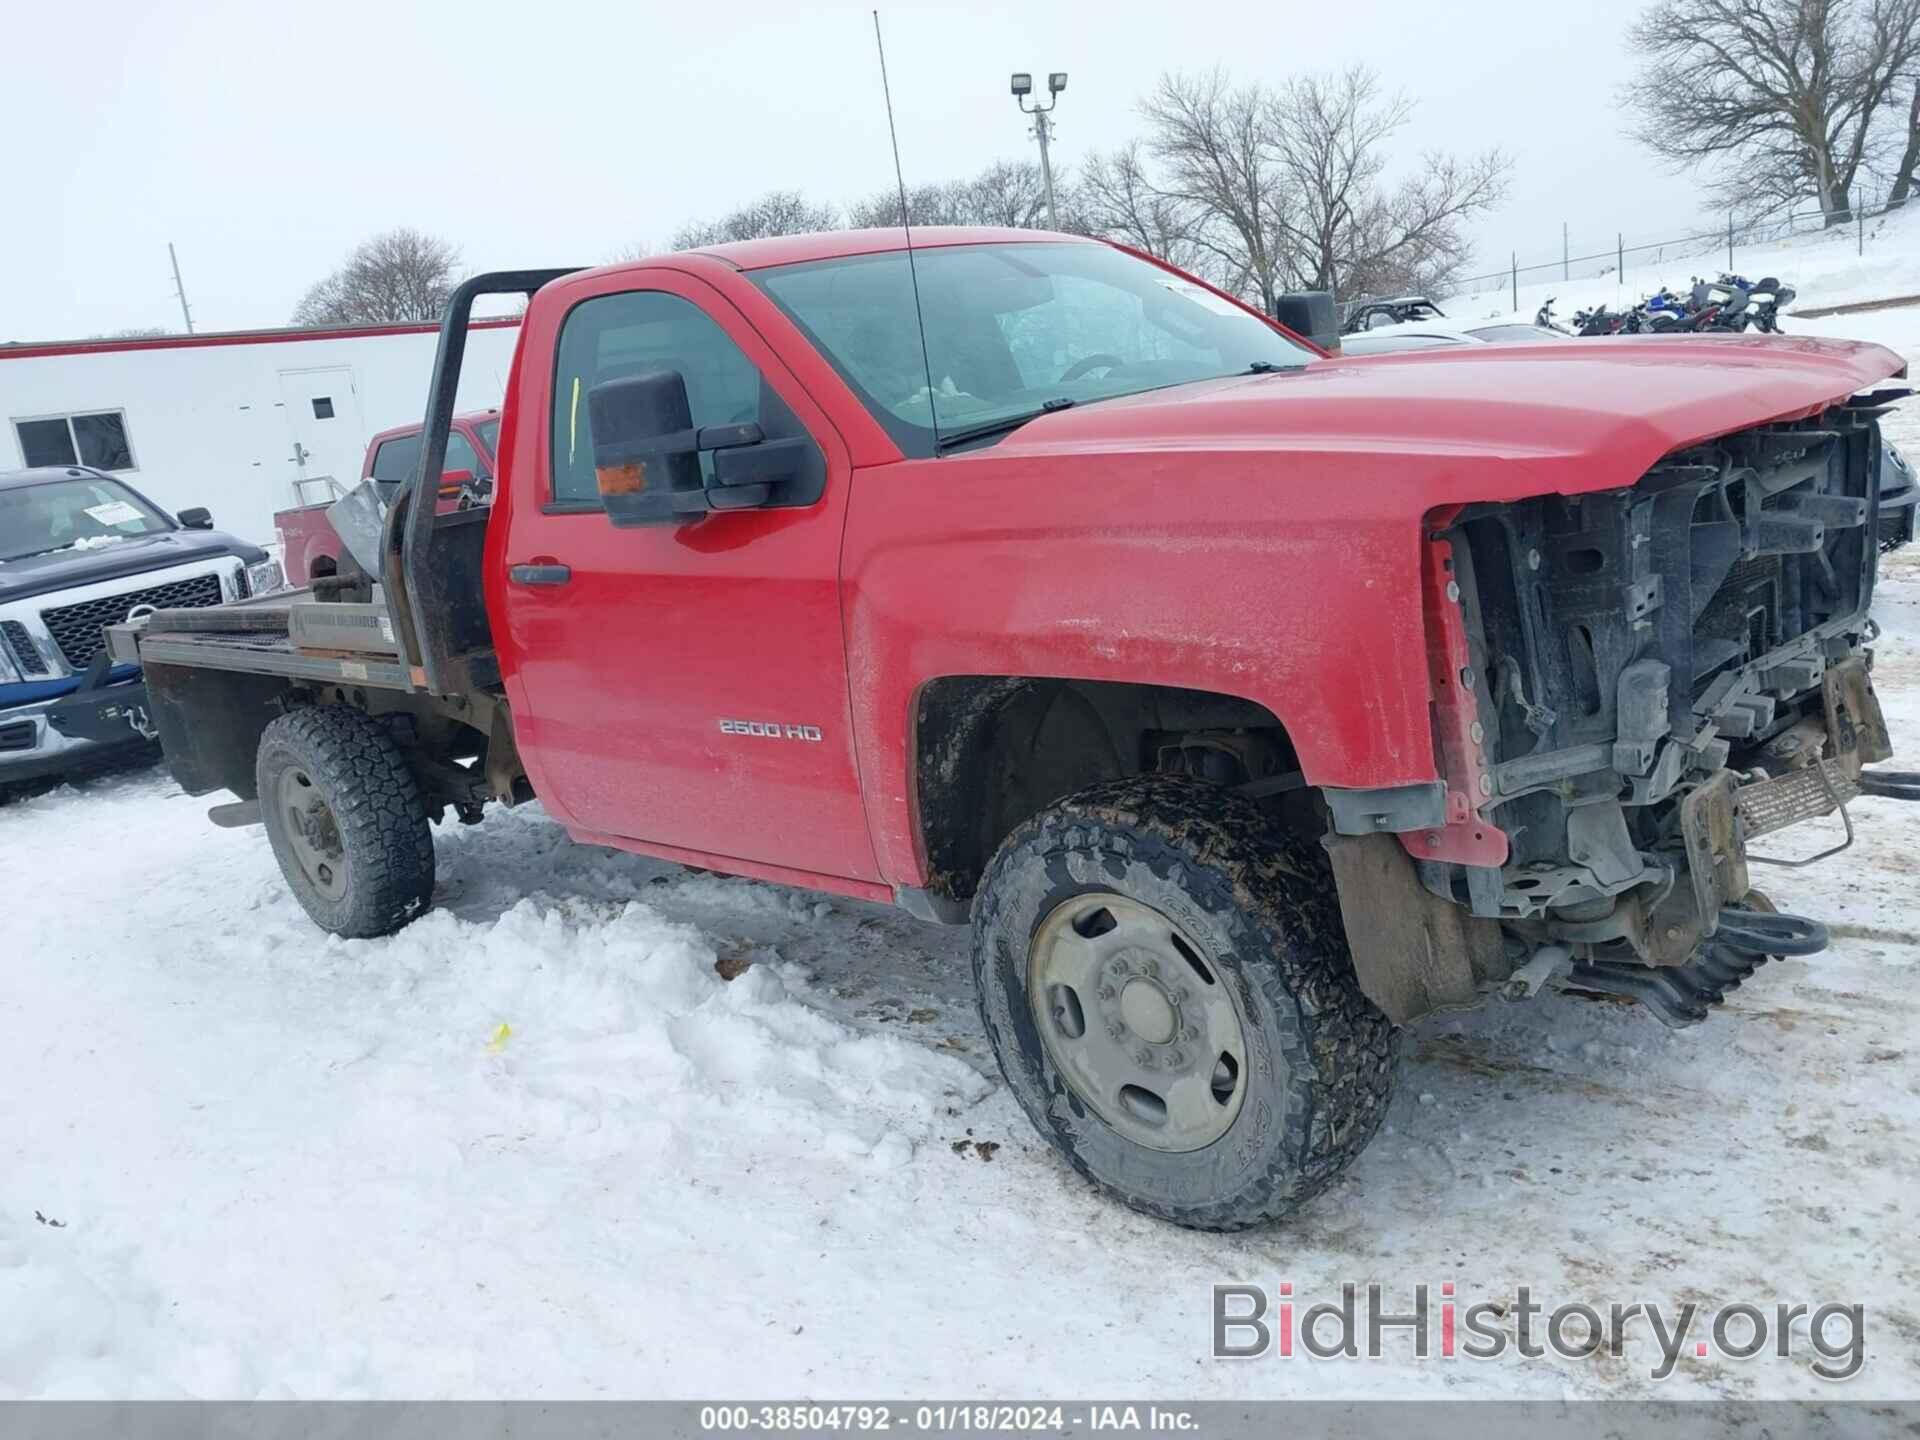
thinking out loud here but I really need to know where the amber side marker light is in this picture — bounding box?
[597,462,648,496]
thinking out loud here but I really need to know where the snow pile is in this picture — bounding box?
[2,795,991,1397]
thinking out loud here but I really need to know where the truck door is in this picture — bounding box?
[493,272,880,884]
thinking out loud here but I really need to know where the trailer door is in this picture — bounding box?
[276,367,363,506]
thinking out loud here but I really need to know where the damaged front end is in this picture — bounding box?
[1337,386,1915,1028]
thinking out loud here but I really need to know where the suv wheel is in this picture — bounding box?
[257,705,435,937]
[973,774,1396,1230]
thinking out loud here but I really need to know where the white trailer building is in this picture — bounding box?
[0,319,522,545]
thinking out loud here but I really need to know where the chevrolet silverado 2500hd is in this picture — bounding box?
[107,228,1916,1229]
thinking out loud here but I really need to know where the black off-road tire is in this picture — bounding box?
[973,774,1397,1230]
[256,705,435,938]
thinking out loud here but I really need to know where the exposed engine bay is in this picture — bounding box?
[1335,387,1918,1028]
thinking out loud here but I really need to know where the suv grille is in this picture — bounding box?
[1,619,48,675]
[40,572,224,669]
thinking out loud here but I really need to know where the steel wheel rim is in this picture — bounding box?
[278,766,347,901]
[1027,892,1249,1153]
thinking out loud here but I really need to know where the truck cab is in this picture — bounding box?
[112,230,1914,1230]
[275,411,500,586]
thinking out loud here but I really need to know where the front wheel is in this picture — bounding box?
[256,705,436,937]
[972,775,1397,1231]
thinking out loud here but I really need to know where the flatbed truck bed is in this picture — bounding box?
[108,584,494,694]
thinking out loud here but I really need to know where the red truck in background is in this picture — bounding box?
[109,228,1916,1230]
[274,411,500,585]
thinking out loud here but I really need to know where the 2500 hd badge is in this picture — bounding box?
[718,718,824,742]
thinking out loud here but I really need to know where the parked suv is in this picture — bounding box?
[0,466,269,794]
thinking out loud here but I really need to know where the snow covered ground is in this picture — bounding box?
[1447,198,1920,332]
[7,322,1920,1408]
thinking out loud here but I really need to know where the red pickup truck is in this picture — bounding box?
[273,412,500,584]
[110,228,1914,1229]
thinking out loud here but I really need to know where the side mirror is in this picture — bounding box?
[1272,291,1339,353]
[178,506,214,529]
[589,369,797,527]
[437,467,475,500]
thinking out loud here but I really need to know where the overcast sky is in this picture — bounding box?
[0,0,1707,341]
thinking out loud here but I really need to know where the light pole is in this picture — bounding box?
[1011,71,1067,230]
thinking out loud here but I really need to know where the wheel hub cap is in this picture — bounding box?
[1028,893,1249,1153]
[277,766,347,902]
[1118,978,1176,1044]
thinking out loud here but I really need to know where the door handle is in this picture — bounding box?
[508,562,571,586]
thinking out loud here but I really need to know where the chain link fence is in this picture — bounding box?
[1452,192,1908,309]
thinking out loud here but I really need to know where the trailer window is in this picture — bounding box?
[13,410,136,472]
[549,291,762,506]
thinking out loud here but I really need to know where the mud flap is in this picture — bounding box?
[1323,831,1508,1024]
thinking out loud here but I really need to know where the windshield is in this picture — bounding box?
[753,241,1315,454]
[0,475,172,562]
[475,418,501,458]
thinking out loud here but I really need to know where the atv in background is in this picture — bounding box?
[1341,295,1445,333]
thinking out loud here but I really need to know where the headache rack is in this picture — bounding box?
[109,269,581,696]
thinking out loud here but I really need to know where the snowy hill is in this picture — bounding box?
[1445,201,1920,330]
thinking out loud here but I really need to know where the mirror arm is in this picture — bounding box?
[697,422,765,451]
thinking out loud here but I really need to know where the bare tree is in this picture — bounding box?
[1622,0,1920,223]
[670,190,840,250]
[1140,70,1292,311]
[847,179,977,228]
[960,159,1058,228]
[292,228,462,325]
[1887,80,1920,204]
[1271,67,1510,297]
[847,160,1081,230]
[1079,142,1208,270]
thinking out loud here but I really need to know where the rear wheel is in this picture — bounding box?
[256,705,435,937]
[973,774,1397,1231]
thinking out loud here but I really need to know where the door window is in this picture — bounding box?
[370,434,422,483]
[550,291,763,505]
[444,430,482,476]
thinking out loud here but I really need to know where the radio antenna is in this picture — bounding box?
[872,10,941,448]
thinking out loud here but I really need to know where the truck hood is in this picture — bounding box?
[986,334,1907,499]
[0,528,265,607]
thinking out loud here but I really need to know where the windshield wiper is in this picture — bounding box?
[935,397,1077,451]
